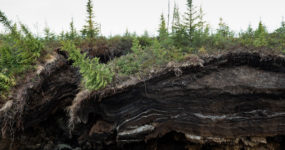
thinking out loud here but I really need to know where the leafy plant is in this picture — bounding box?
[112,38,142,75]
[0,10,43,98]
[0,73,15,92]
[61,41,113,90]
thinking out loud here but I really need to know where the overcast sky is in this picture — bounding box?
[0,0,285,36]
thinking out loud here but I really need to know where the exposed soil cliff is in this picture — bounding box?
[0,50,285,150]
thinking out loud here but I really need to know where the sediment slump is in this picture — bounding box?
[1,50,285,150]
[69,51,285,150]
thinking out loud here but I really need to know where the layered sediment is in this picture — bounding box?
[1,50,285,150]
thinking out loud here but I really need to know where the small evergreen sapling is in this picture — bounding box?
[158,14,168,42]
[81,0,100,39]
[253,21,268,47]
[184,0,199,43]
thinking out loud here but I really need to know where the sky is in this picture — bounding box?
[0,0,285,36]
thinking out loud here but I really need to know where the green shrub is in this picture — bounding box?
[108,35,133,55]
[253,21,268,47]
[111,38,184,76]
[131,38,142,55]
[111,38,142,75]
[253,36,268,48]
[137,35,153,48]
[0,73,15,93]
[61,41,113,90]
[208,18,235,50]
[0,11,43,98]
[113,54,141,75]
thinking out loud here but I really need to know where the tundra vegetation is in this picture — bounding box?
[0,0,285,99]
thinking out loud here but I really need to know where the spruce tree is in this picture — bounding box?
[171,3,180,34]
[212,18,233,49]
[255,21,267,36]
[167,0,170,31]
[81,0,100,39]
[253,21,268,47]
[69,18,77,40]
[197,6,205,31]
[44,27,55,41]
[158,14,168,42]
[171,3,187,48]
[246,25,254,35]
[59,31,65,40]
[184,0,199,43]
[240,24,254,46]
[217,18,233,38]
[192,6,206,48]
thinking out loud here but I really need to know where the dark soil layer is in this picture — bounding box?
[0,50,285,150]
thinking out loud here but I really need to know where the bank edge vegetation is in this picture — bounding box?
[0,0,285,99]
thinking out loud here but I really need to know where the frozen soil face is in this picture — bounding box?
[1,50,285,150]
